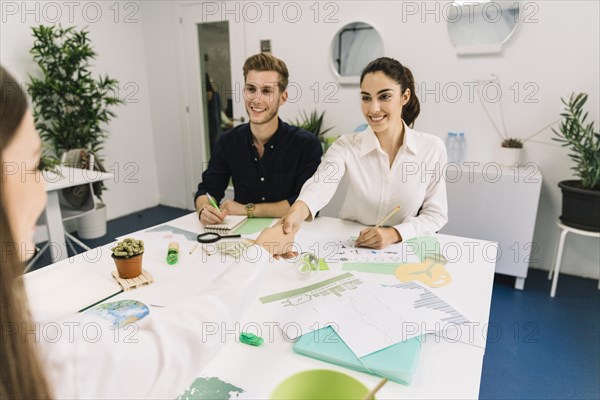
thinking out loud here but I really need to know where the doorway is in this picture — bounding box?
[179,1,247,209]
[197,21,234,156]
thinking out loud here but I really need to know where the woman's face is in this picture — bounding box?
[1,111,47,260]
[360,71,410,134]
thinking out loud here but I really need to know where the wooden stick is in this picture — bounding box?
[363,378,388,400]
[374,206,401,228]
[189,243,199,254]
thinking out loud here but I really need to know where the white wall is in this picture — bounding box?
[5,1,596,280]
[141,1,598,280]
[0,1,160,219]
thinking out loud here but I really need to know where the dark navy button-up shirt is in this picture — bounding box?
[194,119,323,206]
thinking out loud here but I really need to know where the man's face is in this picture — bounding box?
[243,70,287,126]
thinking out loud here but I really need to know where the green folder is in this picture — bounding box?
[293,326,421,385]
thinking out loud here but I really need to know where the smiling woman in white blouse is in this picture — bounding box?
[283,57,448,249]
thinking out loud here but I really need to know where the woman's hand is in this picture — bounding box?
[281,201,310,234]
[199,205,227,225]
[355,227,402,249]
[255,225,298,259]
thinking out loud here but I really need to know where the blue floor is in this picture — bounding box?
[29,205,600,399]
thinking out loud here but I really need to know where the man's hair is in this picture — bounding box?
[243,53,289,92]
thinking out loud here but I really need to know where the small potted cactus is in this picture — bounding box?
[111,238,144,279]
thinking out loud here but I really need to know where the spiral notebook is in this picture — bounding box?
[203,215,247,234]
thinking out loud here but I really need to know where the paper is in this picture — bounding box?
[316,237,421,264]
[314,290,411,357]
[259,273,368,339]
[261,274,471,357]
[233,218,274,234]
[374,281,471,338]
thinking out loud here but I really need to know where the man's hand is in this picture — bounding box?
[221,199,246,215]
[199,205,227,225]
[254,225,298,259]
[355,227,402,249]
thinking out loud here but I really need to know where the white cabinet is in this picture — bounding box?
[439,163,543,289]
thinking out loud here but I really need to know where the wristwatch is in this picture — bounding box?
[246,203,255,218]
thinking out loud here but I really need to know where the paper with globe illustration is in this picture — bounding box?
[86,299,149,328]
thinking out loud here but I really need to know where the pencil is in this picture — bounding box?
[189,243,199,254]
[362,377,388,400]
[374,206,400,228]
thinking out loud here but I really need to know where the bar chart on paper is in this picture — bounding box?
[380,282,470,326]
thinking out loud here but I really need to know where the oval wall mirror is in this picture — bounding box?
[447,1,520,55]
[330,22,384,84]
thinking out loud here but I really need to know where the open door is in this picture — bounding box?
[178,2,246,208]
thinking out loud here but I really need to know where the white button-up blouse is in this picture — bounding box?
[297,123,448,240]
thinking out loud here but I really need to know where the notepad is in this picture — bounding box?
[293,326,421,385]
[203,215,247,234]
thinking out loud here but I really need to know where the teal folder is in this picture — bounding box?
[293,326,421,385]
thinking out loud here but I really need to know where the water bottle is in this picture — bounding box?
[457,132,467,163]
[445,132,459,163]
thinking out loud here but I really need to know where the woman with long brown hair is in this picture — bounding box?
[283,57,448,249]
[0,65,294,399]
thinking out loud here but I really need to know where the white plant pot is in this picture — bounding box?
[77,203,107,239]
[498,147,523,167]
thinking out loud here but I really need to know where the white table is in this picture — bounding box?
[23,213,497,398]
[42,166,113,263]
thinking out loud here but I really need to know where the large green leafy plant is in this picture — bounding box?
[28,25,123,199]
[291,109,333,142]
[553,93,600,190]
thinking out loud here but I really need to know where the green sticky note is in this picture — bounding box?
[240,332,264,346]
[234,218,274,234]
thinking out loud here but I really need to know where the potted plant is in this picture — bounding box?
[500,137,524,167]
[111,238,145,279]
[553,93,600,231]
[291,109,336,150]
[28,25,123,238]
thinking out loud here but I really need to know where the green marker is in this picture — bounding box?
[240,332,264,346]
[166,242,179,265]
[206,192,221,212]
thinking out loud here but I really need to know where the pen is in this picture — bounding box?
[374,205,401,228]
[206,192,221,212]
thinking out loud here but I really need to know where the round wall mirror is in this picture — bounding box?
[447,1,520,55]
[330,22,384,84]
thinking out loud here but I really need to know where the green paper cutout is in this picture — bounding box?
[234,218,274,234]
[318,258,329,271]
[404,236,441,261]
[342,262,400,274]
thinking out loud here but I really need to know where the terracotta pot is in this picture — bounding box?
[112,253,143,279]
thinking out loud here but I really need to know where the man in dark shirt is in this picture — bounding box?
[195,53,322,224]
